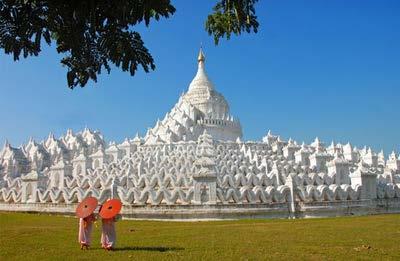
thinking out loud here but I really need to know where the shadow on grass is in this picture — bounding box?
[114,246,184,252]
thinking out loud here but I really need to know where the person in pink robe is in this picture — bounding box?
[101,215,119,250]
[78,213,96,250]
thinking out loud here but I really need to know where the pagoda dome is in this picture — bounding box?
[184,48,229,120]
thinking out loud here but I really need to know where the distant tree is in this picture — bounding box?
[0,0,259,88]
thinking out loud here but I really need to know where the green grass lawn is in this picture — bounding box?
[0,212,399,260]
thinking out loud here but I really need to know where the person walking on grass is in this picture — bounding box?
[75,197,98,250]
[99,199,122,251]
[78,213,97,250]
[100,215,119,250]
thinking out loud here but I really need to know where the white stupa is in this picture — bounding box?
[144,49,242,144]
[0,49,399,219]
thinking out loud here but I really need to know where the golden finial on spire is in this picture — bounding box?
[198,46,205,63]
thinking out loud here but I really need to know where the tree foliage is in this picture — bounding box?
[206,0,259,44]
[0,0,259,89]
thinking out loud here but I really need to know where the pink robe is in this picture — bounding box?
[78,214,96,246]
[101,217,117,249]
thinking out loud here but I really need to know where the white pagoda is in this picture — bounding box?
[0,49,399,219]
[144,49,242,144]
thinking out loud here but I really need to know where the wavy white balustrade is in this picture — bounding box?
[1,133,400,208]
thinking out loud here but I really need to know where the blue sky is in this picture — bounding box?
[0,0,399,154]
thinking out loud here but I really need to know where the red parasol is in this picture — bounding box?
[99,199,122,219]
[76,197,98,218]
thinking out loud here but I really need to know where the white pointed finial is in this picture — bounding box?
[48,132,55,140]
[4,139,10,149]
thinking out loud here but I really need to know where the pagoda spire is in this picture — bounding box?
[198,47,205,63]
[188,48,214,91]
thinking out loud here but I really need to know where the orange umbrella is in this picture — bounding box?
[76,197,98,218]
[99,199,122,219]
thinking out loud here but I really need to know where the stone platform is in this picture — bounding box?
[1,198,398,220]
